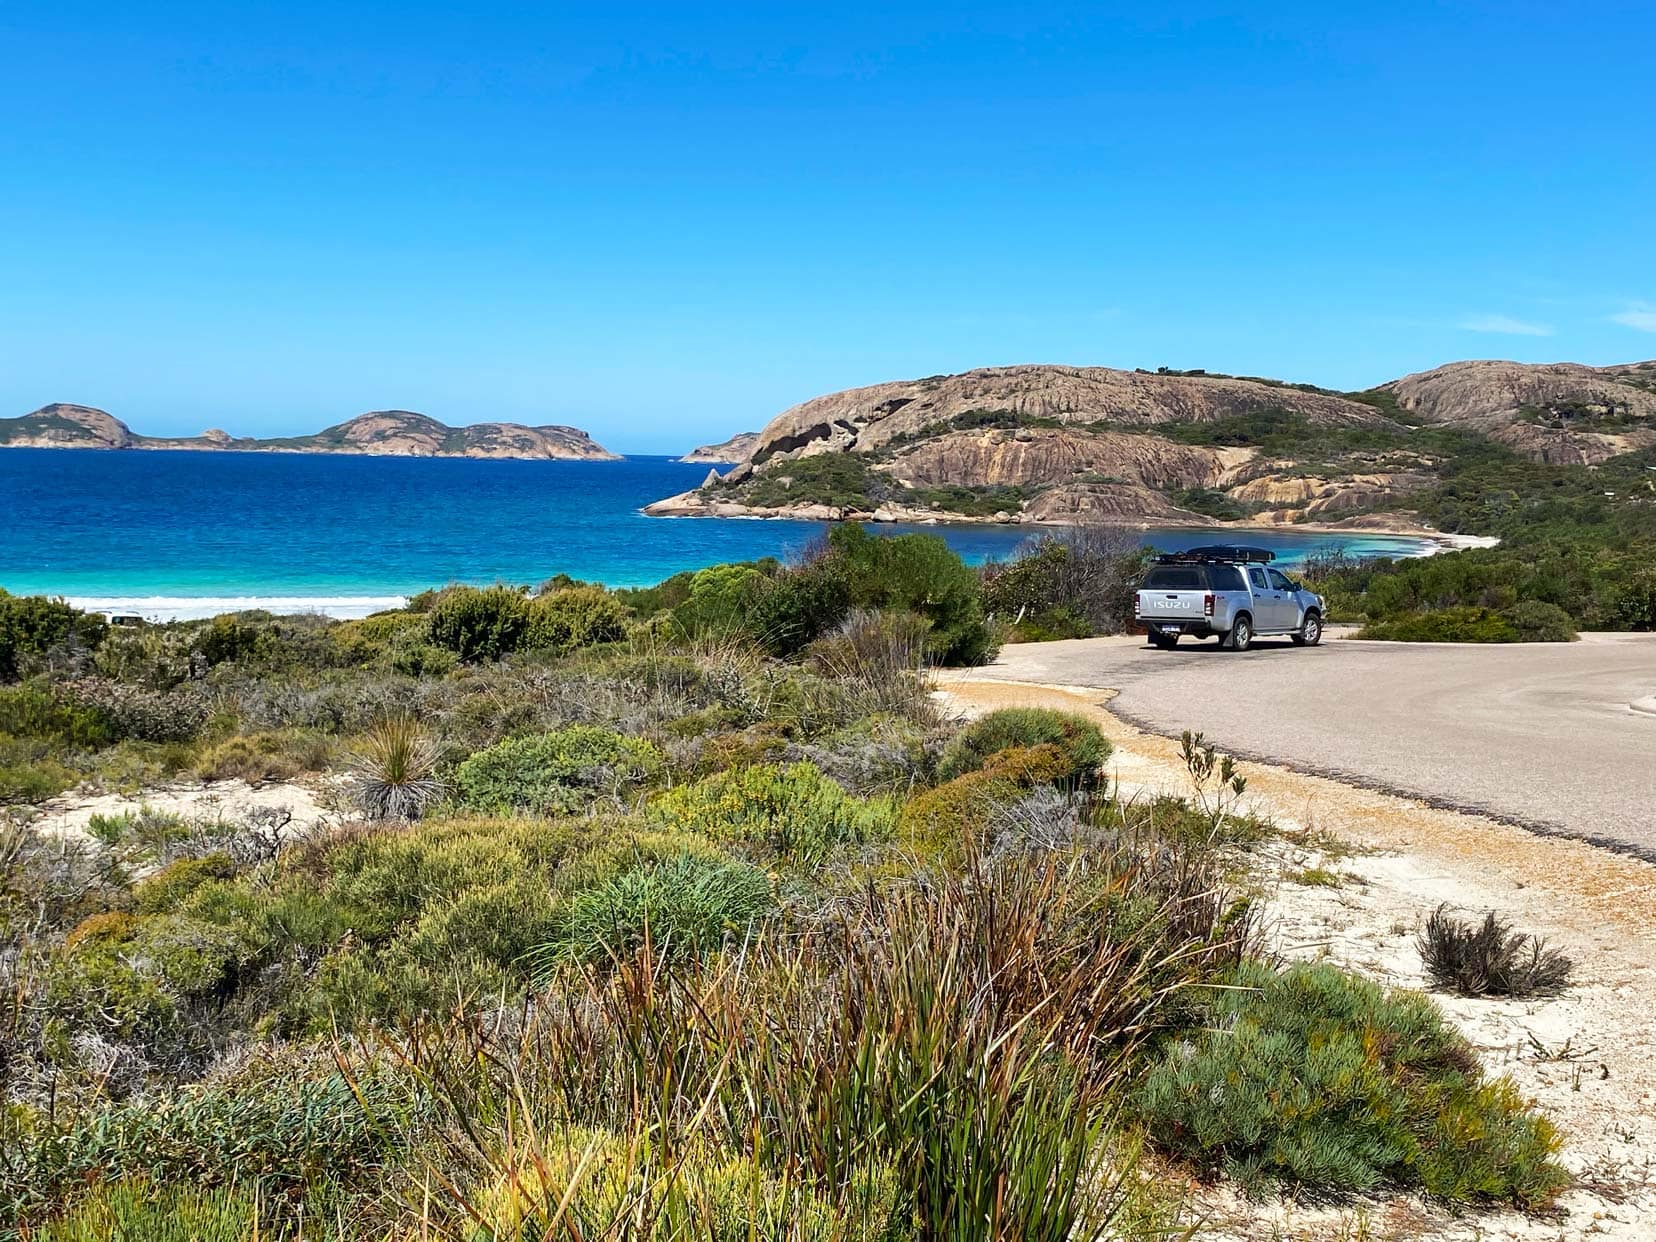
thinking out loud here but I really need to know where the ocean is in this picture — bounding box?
[1,449,1439,620]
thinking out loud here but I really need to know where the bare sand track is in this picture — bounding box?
[934,674,1656,1240]
[964,632,1656,856]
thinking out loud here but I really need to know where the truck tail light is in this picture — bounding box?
[1133,594,1141,618]
[1203,593,1215,617]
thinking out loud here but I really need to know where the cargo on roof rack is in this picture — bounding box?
[1152,545,1276,564]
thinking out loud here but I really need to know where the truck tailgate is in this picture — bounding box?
[1137,589,1208,621]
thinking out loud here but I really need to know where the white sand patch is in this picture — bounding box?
[31,777,344,842]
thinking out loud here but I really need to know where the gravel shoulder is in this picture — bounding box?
[935,675,1656,1240]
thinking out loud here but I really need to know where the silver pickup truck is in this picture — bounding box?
[1134,546,1325,652]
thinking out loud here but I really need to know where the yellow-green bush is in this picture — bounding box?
[462,1130,900,1241]
[192,729,333,783]
[938,707,1108,785]
[427,585,531,662]
[525,586,630,654]
[896,770,1022,856]
[647,762,896,860]
[133,853,238,914]
[26,1179,260,1242]
[0,750,77,805]
[454,725,664,814]
[47,911,258,1045]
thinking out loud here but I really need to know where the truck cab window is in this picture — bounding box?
[1247,568,1269,591]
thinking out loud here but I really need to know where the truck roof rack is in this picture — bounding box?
[1153,545,1276,565]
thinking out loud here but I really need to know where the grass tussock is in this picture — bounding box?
[1417,905,1575,998]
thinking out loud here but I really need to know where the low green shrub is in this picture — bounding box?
[296,817,581,943]
[133,853,239,914]
[525,586,630,654]
[1357,606,1520,643]
[0,593,106,682]
[1500,600,1579,642]
[83,804,190,850]
[939,707,1108,784]
[647,761,896,859]
[556,851,774,962]
[193,731,330,783]
[457,1133,901,1242]
[1135,960,1567,1206]
[454,726,664,814]
[0,751,77,804]
[668,564,764,636]
[427,585,531,662]
[0,681,113,746]
[44,910,259,1050]
[0,1053,412,1227]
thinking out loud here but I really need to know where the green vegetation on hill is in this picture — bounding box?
[723,451,1038,517]
[0,531,1570,1235]
[1297,443,1656,638]
[0,411,95,444]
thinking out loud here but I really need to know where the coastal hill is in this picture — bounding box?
[646,358,1656,529]
[678,431,759,464]
[0,404,619,460]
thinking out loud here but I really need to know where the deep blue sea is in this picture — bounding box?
[1,449,1437,619]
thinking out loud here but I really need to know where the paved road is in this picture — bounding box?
[966,632,1656,856]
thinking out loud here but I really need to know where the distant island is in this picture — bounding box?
[677,431,760,464]
[646,357,1656,530]
[0,404,619,460]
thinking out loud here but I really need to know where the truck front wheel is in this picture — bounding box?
[1292,611,1323,647]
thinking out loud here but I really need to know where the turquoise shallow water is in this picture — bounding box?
[1,449,1435,618]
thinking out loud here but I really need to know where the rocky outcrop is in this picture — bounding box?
[1383,360,1656,428]
[0,404,135,448]
[0,406,619,460]
[1021,482,1215,524]
[1227,471,1434,515]
[679,432,759,464]
[656,355,1656,529]
[1382,359,1656,463]
[881,427,1254,492]
[1488,421,1656,466]
[726,364,1398,479]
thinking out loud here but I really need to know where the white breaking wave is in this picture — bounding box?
[66,595,410,622]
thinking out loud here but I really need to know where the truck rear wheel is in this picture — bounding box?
[1223,615,1253,652]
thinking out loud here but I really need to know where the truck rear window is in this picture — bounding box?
[1207,565,1245,590]
[1143,567,1205,589]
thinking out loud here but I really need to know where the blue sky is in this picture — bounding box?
[2,2,1653,452]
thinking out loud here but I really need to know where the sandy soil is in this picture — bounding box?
[29,777,343,842]
[936,675,1656,1241]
